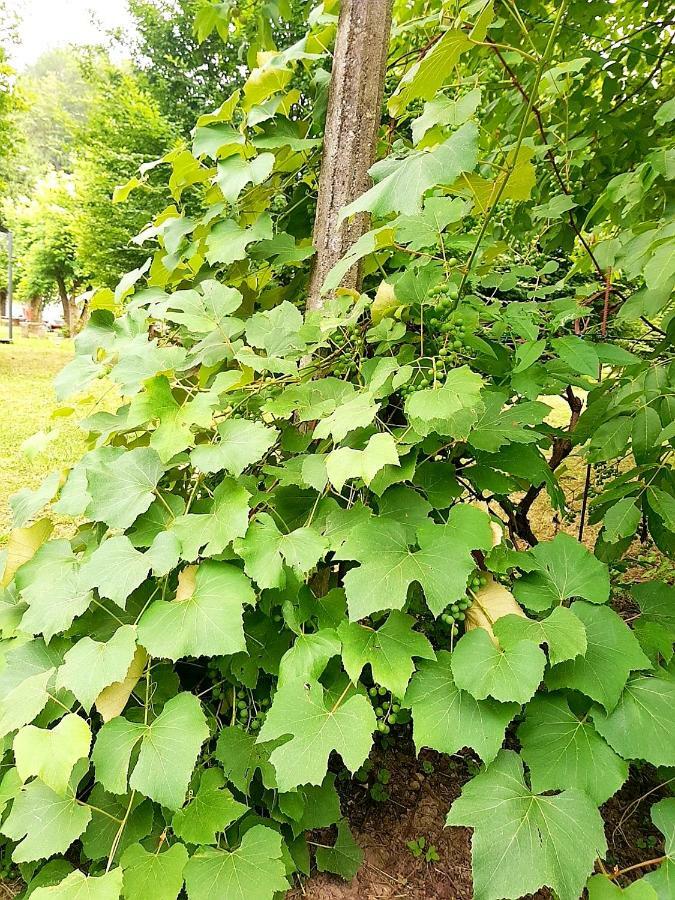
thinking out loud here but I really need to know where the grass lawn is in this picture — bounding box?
[0,336,88,542]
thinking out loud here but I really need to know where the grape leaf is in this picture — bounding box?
[58,625,138,713]
[632,582,675,663]
[215,726,278,794]
[205,215,273,267]
[313,394,379,443]
[92,692,209,809]
[16,540,92,642]
[316,820,363,880]
[86,448,164,530]
[389,29,470,117]
[587,875,657,899]
[0,640,61,738]
[338,610,435,699]
[257,679,375,792]
[172,477,251,561]
[30,868,124,899]
[137,562,254,661]
[518,694,628,804]
[325,433,400,492]
[80,786,153,863]
[446,750,607,900]
[452,626,546,704]
[171,767,247,845]
[591,673,675,766]
[404,366,484,439]
[546,602,651,710]
[162,279,243,333]
[1,778,91,863]
[644,798,675,899]
[215,153,275,203]
[81,536,153,608]
[14,714,91,796]
[337,505,493,620]
[277,630,341,688]
[1,518,53,588]
[492,606,587,666]
[513,532,610,612]
[234,513,327,590]
[120,842,188,900]
[191,419,278,477]
[95,646,148,723]
[405,652,517,763]
[183,825,289,900]
[340,122,478,219]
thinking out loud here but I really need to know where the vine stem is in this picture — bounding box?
[604,856,668,879]
[457,0,569,304]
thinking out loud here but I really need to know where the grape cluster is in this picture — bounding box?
[269,193,288,213]
[332,324,361,375]
[440,571,487,628]
[368,685,400,735]
[235,688,270,731]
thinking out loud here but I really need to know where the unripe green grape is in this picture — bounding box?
[378,686,387,696]
[250,719,260,730]
[456,612,466,622]
[389,714,398,725]
[369,686,378,697]
[237,700,247,710]
[237,689,246,700]
[382,724,391,735]
[375,706,384,717]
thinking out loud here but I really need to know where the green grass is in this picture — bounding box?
[0,336,88,542]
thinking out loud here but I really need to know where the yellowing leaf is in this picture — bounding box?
[1,519,53,588]
[467,576,526,644]
[371,281,399,325]
[95,646,148,723]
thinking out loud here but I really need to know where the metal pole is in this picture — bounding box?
[7,231,13,342]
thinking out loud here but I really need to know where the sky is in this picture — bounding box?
[9,0,135,70]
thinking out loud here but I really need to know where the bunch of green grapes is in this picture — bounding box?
[269,193,288,213]
[234,688,270,731]
[332,324,361,375]
[440,571,487,628]
[368,685,400,735]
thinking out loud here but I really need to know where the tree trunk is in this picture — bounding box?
[306,0,393,311]
[56,276,74,333]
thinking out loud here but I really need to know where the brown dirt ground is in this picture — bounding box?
[291,739,670,900]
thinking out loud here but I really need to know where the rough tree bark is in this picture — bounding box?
[306,0,393,311]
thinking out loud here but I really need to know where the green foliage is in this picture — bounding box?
[0,0,673,897]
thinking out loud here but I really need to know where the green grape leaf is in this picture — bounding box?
[80,786,153,863]
[183,825,289,900]
[216,153,275,203]
[0,640,61,738]
[603,498,641,543]
[587,875,657,899]
[215,726,278,794]
[513,533,610,612]
[1,778,91,863]
[172,477,251,561]
[546,602,651,711]
[338,610,435,699]
[405,652,517,763]
[81,537,153,608]
[468,393,550,452]
[325,433,400,492]
[120,842,188,900]
[93,692,209,809]
[30,868,124,900]
[337,505,493,619]
[265,378,355,422]
[137,561,254,661]
[234,513,327,590]
[492,606,587,666]
[446,750,607,900]
[518,694,628,804]
[205,214,273,267]
[191,419,278,477]
[86,448,164,530]
[388,29,470,117]
[277,630,341,688]
[57,626,138,714]
[171,767,247,845]
[14,714,91,795]
[316,820,363,881]
[16,540,92,642]
[313,393,379,443]
[451,626,546,704]
[404,366,484,439]
[161,280,243,334]
[257,679,376,792]
[340,122,478,219]
[633,582,675,663]
[591,673,675,766]
[644,798,675,899]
